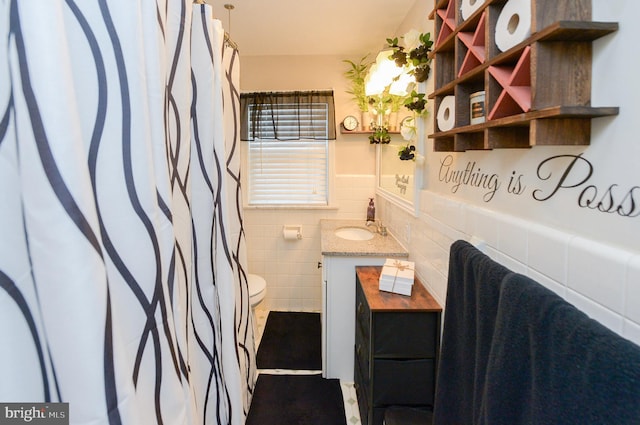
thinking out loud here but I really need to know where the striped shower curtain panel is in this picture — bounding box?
[0,1,255,424]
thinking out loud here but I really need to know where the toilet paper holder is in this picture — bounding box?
[283,225,303,240]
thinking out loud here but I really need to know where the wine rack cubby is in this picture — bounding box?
[429,0,619,152]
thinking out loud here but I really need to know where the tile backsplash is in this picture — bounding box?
[243,175,376,311]
[379,190,640,347]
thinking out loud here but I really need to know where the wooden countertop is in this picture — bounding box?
[356,266,442,312]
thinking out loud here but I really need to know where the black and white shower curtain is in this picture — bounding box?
[0,1,255,424]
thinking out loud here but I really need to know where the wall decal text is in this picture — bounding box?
[438,154,640,218]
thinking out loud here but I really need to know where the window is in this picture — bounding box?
[240,91,336,206]
[246,139,328,205]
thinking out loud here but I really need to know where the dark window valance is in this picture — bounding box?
[240,90,336,141]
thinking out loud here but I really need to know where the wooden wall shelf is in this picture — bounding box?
[429,0,619,152]
[340,130,401,135]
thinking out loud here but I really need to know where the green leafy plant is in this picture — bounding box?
[342,54,373,112]
[404,90,427,115]
[368,126,391,144]
[368,91,405,117]
[386,37,408,67]
[388,93,406,113]
[399,116,416,160]
[387,31,433,83]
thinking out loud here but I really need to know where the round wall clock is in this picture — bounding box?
[342,115,359,131]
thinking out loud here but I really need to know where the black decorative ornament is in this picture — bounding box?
[398,144,416,160]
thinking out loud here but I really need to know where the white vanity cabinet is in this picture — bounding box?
[323,255,392,380]
[320,219,408,381]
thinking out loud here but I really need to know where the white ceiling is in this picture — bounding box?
[206,0,418,57]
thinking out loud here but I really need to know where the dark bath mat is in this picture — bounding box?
[246,373,347,425]
[256,311,322,370]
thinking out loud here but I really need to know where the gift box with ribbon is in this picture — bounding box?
[379,258,415,296]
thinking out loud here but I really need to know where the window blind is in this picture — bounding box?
[246,103,329,140]
[240,90,336,141]
[247,139,328,205]
[241,91,334,205]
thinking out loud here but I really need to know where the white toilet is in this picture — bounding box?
[248,273,267,308]
[248,274,267,342]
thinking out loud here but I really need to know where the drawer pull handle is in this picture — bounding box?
[358,302,363,314]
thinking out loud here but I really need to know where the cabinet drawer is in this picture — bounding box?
[372,359,435,405]
[372,312,438,357]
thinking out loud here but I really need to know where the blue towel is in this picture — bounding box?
[433,240,512,425]
[480,273,640,425]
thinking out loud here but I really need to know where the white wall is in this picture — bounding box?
[378,0,640,346]
[240,55,380,311]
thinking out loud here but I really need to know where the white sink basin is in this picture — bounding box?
[334,226,374,241]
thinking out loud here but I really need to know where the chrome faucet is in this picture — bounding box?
[366,220,387,236]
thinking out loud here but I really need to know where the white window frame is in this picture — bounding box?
[242,101,335,208]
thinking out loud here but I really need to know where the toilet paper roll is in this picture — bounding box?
[283,227,302,240]
[460,0,483,21]
[436,96,456,132]
[494,0,532,52]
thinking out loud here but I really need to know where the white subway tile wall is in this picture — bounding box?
[567,237,630,314]
[526,268,567,298]
[626,256,640,324]
[624,319,640,345]
[497,215,529,264]
[379,191,640,347]
[565,289,625,334]
[527,223,570,283]
[243,175,376,312]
